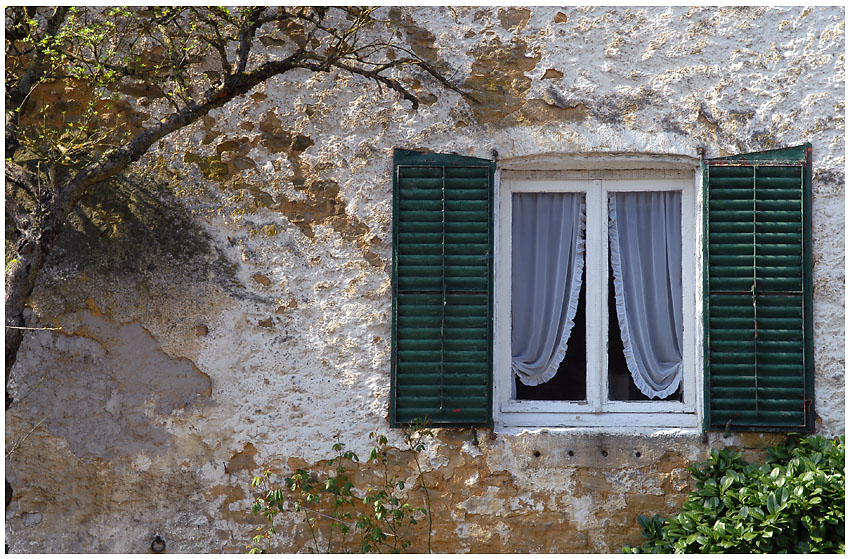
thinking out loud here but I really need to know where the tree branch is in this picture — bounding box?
[298,56,420,110]
[234,7,266,75]
[60,51,306,206]
[189,8,232,75]
[11,7,69,108]
[5,160,37,201]
[393,57,479,106]
[5,196,29,233]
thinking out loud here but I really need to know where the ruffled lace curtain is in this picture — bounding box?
[609,191,683,398]
[511,193,586,386]
[510,190,683,400]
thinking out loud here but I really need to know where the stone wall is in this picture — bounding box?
[6,6,844,553]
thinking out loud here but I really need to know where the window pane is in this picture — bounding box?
[516,266,586,401]
[608,258,681,401]
[511,192,586,401]
[607,191,683,402]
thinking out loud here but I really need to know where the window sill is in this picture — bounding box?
[495,410,700,430]
[492,423,703,437]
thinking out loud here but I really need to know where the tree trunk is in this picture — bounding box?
[4,164,68,409]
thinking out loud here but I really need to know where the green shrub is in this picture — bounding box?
[623,435,845,554]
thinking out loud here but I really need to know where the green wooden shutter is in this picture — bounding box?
[703,143,814,431]
[391,148,494,427]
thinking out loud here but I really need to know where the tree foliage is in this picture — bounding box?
[4,6,469,405]
[4,7,469,515]
[623,435,845,554]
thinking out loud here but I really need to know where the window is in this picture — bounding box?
[494,171,698,428]
[390,146,813,432]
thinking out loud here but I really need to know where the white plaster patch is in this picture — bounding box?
[568,495,595,529]
[132,453,153,472]
[461,440,483,457]
[458,486,503,516]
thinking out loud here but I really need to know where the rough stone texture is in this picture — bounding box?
[6,7,844,553]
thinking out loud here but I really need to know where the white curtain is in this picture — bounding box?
[608,191,683,399]
[511,193,586,386]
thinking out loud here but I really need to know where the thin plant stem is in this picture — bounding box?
[409,428,433,553]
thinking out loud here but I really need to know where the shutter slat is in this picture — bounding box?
[756,317,802,329]
[399,167,441,179]
[399,265,487,278]
[711,387,803,399]
[398,211,442,221]
[398,339,489,352]
[399,188,443,199]
[396,363,488,374]
[756,211,801,220]
[711,364,755,374]
[709,352,756,363]
[710,199,754,211]
[756,329,803,341]
[398,254,489,267]
[445,167,489,178]
[708,277,754,290]
[711,376,802,388]
[445,200,488,212]
[395,396,488,407]
[399,222,441,233]
[755,177,802,188]
[711,222,754,233]
[708,265,753,277]
[710,254,755,266]
[445,189,489,199]
[709,232,756,244]
[399,199,441,211]
[708,317,755,328]
[709,328,756,338]
[756,223,801,233]
[754,189,801,200]
[395,408,489,422]
[395,373,489,384]
[756,200,801,211]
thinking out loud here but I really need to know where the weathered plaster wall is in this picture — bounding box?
[6,7,844,553]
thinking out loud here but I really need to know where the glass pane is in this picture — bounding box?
[608,241,682,402]
[516,266,586,401]
[511,191,587,401]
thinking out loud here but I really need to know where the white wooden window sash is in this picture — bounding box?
[494,171,699,429]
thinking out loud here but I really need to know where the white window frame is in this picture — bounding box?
[493,159,701,430]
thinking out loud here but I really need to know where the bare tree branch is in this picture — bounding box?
[234,7,266,75]
[298,56,421,110]
[4,4,476,423]
[5,196,28,232]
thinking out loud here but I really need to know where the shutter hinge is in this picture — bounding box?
[723,419,732,438]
